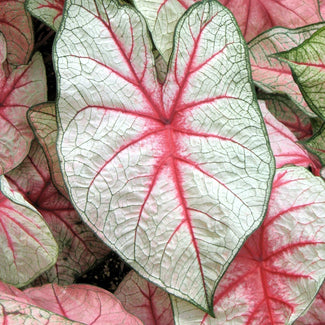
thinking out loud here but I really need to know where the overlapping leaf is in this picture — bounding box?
[55,0,274,313]
[6,140,110,285]
[304,123,325,165]
[249,23,325,116]
[0,175,58,287]
[259,100,319,171]
[171,166,325,324]
[115,270,173,325]
[0,34,47,175]
[277,26,325,120]
[28,102,69,198]
[295,283,325,324]
[0,0,34,65]
[26,0,65,31]
[0,281,142,324]
[259,94,312,140]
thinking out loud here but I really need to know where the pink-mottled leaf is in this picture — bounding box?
[276,26,325,121]
[55,0,274,313]
[171,166,325,324]
[0,38,47,175]
[259,100,319,171]
[0,175,58,287]
[0,0,34,65]
[26,0,65,31]
[115,270,174,325]
[249,23,325,116]
[259,94,313,141]
[295,283,325,324]
[24,283,143,324]
[6,140,110,285]
[28,102,69,199]
[218,0,322,42]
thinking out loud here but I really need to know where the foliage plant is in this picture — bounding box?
[1,0,325,323]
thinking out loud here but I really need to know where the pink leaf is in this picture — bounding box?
[0,0,34,65]
[24,283,143,324]
[0,42,47,175]
[219,0,322,41]
[172,166,325,324]
[6,141,110,285]
[115,271,174,325]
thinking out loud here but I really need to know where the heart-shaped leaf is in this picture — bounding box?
[6,140,110,285]
[277,26,325,120]
[28,102,69,198]
[0,0,34,65]
[171,166,325,324]
[249,23,325,116]
[26,0,65,31]
[0,37,47,175]
[0,175,58,287]
[55,0,274,313]
[115,270,174,325]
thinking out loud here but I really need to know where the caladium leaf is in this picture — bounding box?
[218,0,322,42]
[0,175,58,287]
[249,23,325,116]
[304,123,325,165]
[171,166,325,324]
[24,283,143,324]
[0,0,34,65]
[26,0,65,31]
[259,94,313,141]
[28,102,69,199]
[115,270,174,325]
[277,26,325,121]
[259,100,318,171]
[295,283,325,324]
[0,44,47,175]
[55,0,274,313]
[6,140,110,285]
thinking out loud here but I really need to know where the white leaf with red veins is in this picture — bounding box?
[0,37,47,175]
[6,140,110,285]
[171,166,325,324]
[55,0,274,313]
[0,175,58,287]
[249,23,325,116]
[26,0,65,31]
[259,100,318,171]
[0,0,34,65]
[218,0,322,42]
[115,270,174,325]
